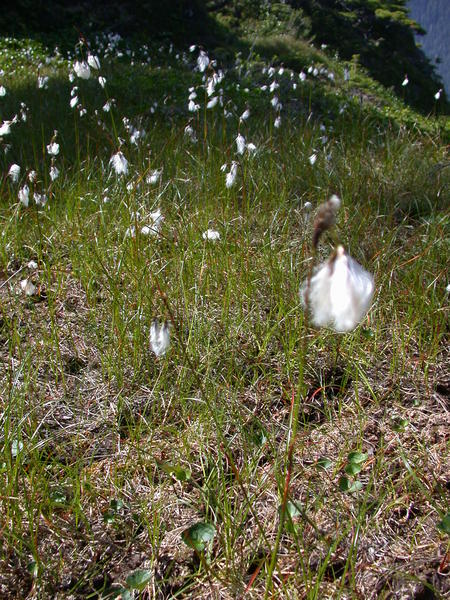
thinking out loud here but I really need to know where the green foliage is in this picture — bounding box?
[339,451,368,491]
[157,461,192,481]
[126,569,152,590]
[315,457,333,470]
[213,0,311,39]
[437,513,450,536]
[212,0,446,113]
[344,462,363,476]
[347,452,368,464]
[182,522,216,551]
[297,0,446,112]
[338,478,363,493]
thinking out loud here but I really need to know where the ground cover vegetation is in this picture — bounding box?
[0,2,449,599]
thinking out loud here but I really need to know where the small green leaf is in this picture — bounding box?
[437,513,450,535]
[286,501,301,519]
[182,522,216,551]
[157,461,191,482]
[27,561,38,577]
[279,501,301,520]
[280,501,302,533]
[347,451,368,464]
[247,422,268,447]
[362,328,374,339]
[338,476,351,492]
[103,509,115,524]
[339,477,363,493]
[126,569,152,590]
[348,480,363,492]
[316,457,332,470]
[11,439,24,458]
[253,429,267,447]
[392,418,409,431]
[345,462,363,476]
[110,499,124,512]
[49,490,67,505]
[103,587,133,599]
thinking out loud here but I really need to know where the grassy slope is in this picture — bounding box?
[0,25,449,600]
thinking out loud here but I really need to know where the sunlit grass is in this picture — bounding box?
[0,32,449,599]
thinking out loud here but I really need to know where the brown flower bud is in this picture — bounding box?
[312,195,341,249]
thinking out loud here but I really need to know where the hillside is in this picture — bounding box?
[0,1,448,113]
[0,3,449,599]
[208,0,447,113]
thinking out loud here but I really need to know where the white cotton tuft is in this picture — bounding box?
[206,96,218,109]
[269,81,279,93]
[50,165,60,181]
[87,54,101,70]
[206,76,217,97]
[184,124,197,143]
[33,192,47,207]
[46,142,59,156]
[236,134,246,155]
[197,51,209,73]
[146,169,162,185]
[301,246,374,333]
[109,151,128,175]
[141,208,164,236]
[271,96,280,109]
[0,120,12,136]
[73,60,91,80]
[20,278,36,296]
[8,164,20,182]
[225,162,238,188]
[328,194,340,210]
[37,76,49,89]
[240,109,250,122]
[188,100,200,112]
[150,320,171,357]
[18,185,30,207]
[202,229,220,241]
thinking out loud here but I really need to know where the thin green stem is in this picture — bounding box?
[264,250,315,598]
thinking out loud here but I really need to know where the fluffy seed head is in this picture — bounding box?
[300,246,374,332]
[109,151,128,176]
[8,164,20,183]
[150,320,171,357]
